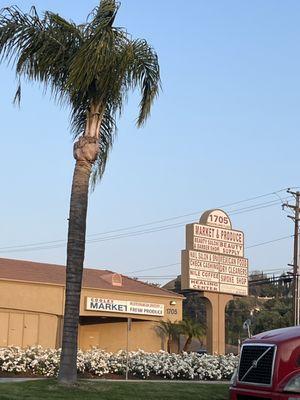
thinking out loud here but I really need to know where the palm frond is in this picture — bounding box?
[179,318,206,339]
[118,39,161,126]
[13,80,21,106]
[0,0,160,186]
[157,320,180,338]
[0,6,83,104]
[67,26,128,103]
[87,0,120,32]
[128,39,161,126]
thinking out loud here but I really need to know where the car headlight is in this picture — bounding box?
[230,369,238,387]
[283,374,300,393]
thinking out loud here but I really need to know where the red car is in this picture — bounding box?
[230,325,300,399]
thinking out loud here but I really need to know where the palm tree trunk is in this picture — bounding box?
[58,159,92,384]
[167,338,171,353]
[183,336,192,352]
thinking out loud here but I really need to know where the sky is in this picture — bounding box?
[0,0,300,285]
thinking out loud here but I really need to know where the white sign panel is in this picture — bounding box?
[192,224,244,257]
[193,237,244,257]
[219,283,248,296]
[188,250,248,272]
[86,297,164,316]
[184,249,248,296]
[181,210,249,296]
[189,278,220,292]
[200,209,232,229]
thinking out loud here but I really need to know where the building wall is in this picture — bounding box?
[0,309,60,348]
[0,280,64,315]
[0,279,182,351]
[79,321,165,352]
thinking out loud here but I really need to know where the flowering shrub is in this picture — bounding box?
[0,346,238,380]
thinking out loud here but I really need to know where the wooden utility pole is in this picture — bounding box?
[283,190,300,325]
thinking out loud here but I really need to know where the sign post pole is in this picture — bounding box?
[125,317,132,381]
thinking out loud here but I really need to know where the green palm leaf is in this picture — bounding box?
[0,1,160,182]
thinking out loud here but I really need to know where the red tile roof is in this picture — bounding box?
[0,258,182,298]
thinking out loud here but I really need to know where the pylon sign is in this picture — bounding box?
[181,209,248,296]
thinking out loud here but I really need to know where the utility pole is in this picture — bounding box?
[283,189,300,326]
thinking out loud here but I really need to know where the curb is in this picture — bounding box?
[83,379,230,384]
[0,377,230,384]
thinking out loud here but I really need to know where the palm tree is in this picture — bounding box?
[179,319,205,352]
[157,320,180,353]
[0,0,160,384]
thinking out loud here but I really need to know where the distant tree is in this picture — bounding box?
[249,271,276,297]
[226,273,293,345]
[252,298,292,334]
[183,293,206,324]
[226,297,258,344]
[157,320,180,353]
[248,271,292,298]
[179,318,205,352]
[271,273,292,298]
[144,281,161,288]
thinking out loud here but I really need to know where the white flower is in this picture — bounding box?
[0,346,238,380]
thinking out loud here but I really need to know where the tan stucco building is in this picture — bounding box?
[0,258,183,351]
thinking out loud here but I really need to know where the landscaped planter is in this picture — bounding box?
[0,347,238,380]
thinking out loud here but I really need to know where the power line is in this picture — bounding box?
[246,235,293,249]
[77,187,297,238]
[133,276,176,279]
[130,263,289,274]
[131,273,292,283]
[129,262,180,274]
[249,276,292,286]
[252,267,290,273]
[0,190,294,254]
[129,264,289,278]
[128,258,291,282]
[230,198,292,216]
[130,266,290,282]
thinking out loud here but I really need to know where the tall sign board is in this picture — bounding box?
[181,209,248,296]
